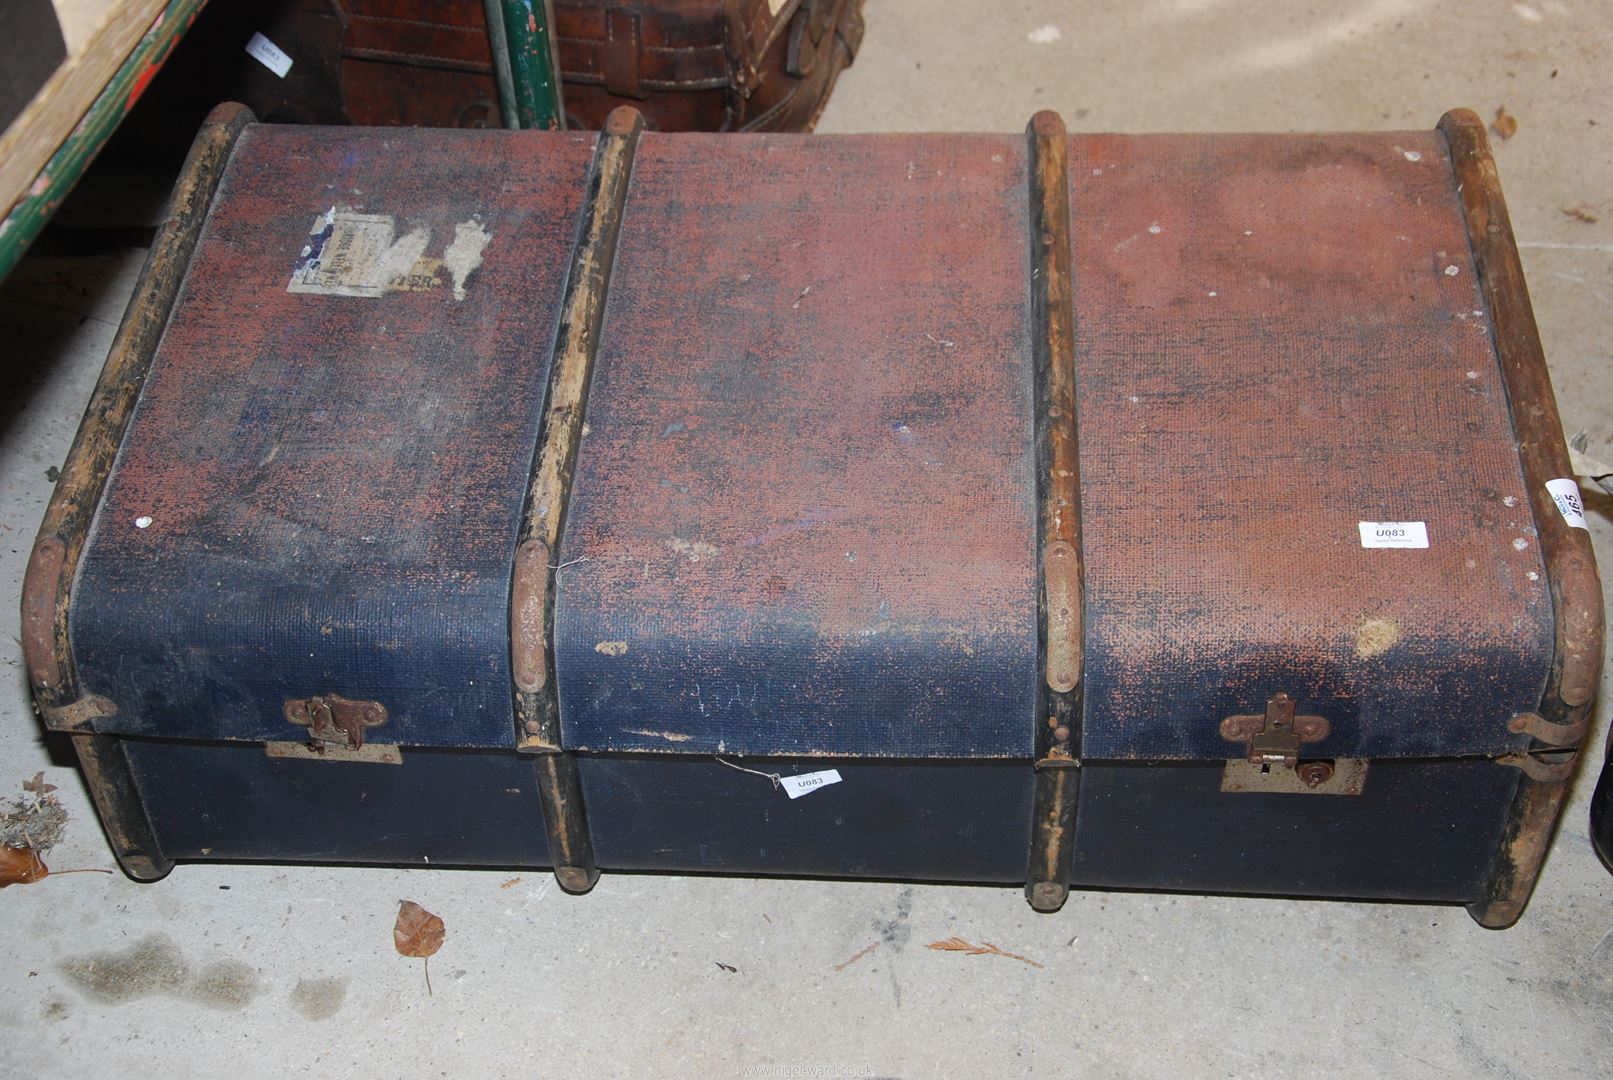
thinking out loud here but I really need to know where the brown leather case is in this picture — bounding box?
[553,0,864,131]
[337,0,506,128]
[333,0,863,130]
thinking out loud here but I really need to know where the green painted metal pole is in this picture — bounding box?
[0,0,211,284]
[490,0,566,130]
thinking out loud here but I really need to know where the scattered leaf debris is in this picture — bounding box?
[714,962,738,973]
[394,900,446,995]
[3,772,69,853]
[1492,105,1518,140]
[925,936,1044,969]
[833,942,879,972]
[499,877,522,889]
[1562,204,1600,224]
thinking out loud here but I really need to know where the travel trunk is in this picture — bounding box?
[22,104,1602,928]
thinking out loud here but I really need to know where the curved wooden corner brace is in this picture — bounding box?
[16,102,256,880]
[1023,110,1087,913]
[20,102,256,728]
[1438,108,1607,929]
[510,106,647,895]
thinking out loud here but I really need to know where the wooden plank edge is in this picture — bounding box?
[0,0,171,206]
[0,0,208,282]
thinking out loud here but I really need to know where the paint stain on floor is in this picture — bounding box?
[289,976,349,1021]
[58,934,262,1011]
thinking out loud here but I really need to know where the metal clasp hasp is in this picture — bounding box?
[1218,693,1368,795]
[1216,691,1372,795]
[1220,692,1330,768]
[283,693,388,750]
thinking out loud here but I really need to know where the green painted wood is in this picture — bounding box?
[492,0,565,131]
[0,0,211,283]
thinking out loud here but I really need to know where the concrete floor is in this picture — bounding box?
[2,1,1611,1076]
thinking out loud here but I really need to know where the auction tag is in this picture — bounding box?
[779,769,842,800]
[1358,521,1429,549]
[1545,478,1589,530]
[246,32,294,78]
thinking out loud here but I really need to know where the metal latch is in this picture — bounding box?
[1220,692,1329,767]
[1219,692,1367,795]
[283,693,387,750]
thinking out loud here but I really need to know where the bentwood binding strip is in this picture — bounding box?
[19,102,256,880]
[1024,110,1085,913]
[1439,108,1606,929]
[511,106,646,893]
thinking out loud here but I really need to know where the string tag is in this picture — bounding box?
[716,758,842,799]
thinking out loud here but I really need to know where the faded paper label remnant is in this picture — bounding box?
[443,219,493,301]
[287,208,489,300]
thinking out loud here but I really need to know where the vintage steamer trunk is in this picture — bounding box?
[21,103,1602,928]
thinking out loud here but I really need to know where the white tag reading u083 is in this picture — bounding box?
[779,770,843,800]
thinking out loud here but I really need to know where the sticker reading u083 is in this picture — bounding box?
[1358,521,1429,549]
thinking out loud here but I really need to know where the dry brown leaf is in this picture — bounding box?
[394,900,445,957]
[925,936,1044,969]
[1493,105,1518,140]
[21,772,56,796]
[499,877,522,889]
[394,900,446,996]
[0,845,48,888]
[1563,204,1600,224]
